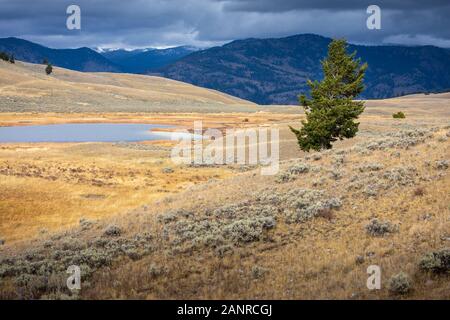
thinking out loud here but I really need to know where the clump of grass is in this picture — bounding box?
[388,272,412,295]
[362,184,379,197]
[383,166,417,186]
[276,171,295,183]
[79,218,95,230]
[162,167,174,174]
[103,225,122,237]
[276,163,310,183]
[213,204,241,219]
[355,255,365,265]
[413,187,425,197]
[60,238,85,251]
[215,244,234,257]
[40,293,79,300]
[358,162,384,172]
[251,265,268,280]
[358,128,432,151]
[365,219,397,237]
[329,167,343,180]
[312,177,326,187]
[333,155,345,166]
[283,188,342,223]
[165,202,277,250]
[288,163,310,174]
[316,208,334,220]
[222,217,276,244]
[158,209,193,224]
[434,160,449,170]
[148,264,167,278]
[392,111,406,119]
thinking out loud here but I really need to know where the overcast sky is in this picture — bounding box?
[1,0,450,49]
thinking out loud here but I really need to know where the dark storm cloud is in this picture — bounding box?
[220,0,450,12]
[0,0,449,49]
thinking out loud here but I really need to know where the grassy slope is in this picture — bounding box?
[0,60,449,300]
[0,60,256,113]
[0,115,449,299]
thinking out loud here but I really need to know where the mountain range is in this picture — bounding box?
[0,37,120,72]
[0,37,199,74]
[101,46,200,73]
[1,34,450,104]
[160,34,450,104]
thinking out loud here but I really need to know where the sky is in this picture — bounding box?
[1,0,450,49]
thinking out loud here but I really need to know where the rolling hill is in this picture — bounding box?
[160,34,450,104]
[0,60,255,113]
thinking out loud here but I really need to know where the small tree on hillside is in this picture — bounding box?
[45,63,53,75]
[9,54,15,64]
[0,51,9,61]
[290,39,367,151]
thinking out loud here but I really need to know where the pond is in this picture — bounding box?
[0,123,185,143]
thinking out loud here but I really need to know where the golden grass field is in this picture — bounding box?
[0,60,449,300]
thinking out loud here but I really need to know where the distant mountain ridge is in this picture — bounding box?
[0,37,120,72]
[2,35,450,104]
[160,34,450,104]
[97,48,149,64]
[101,46,200,73]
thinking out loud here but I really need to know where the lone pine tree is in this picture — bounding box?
[290,39,367,152]
[45,63,53,75]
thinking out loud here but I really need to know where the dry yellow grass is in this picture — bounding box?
[1,113,448,299]
[78,125,449,300]
[0,111,300,243]
[0,61,449,300]
[0,111,299,129]
[0,141,235,243]
[0,60,256,113]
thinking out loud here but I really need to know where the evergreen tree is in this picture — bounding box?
[45,63,53,75]
[290,39,367,151]
[0,51,9,61]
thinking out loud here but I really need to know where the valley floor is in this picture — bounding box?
[0,99,449,299]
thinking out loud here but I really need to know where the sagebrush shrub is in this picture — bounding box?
[365,219,397,237]
[148,264,167,278]
[434,160,448,170]
[103,225,122,237]
[419,248,450,274]
[358,162,384,172]
[388,272,412,295]
[283,188,342,223]
[251,265,268,280]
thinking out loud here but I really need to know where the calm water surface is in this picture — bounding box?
[0,123,180,143]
